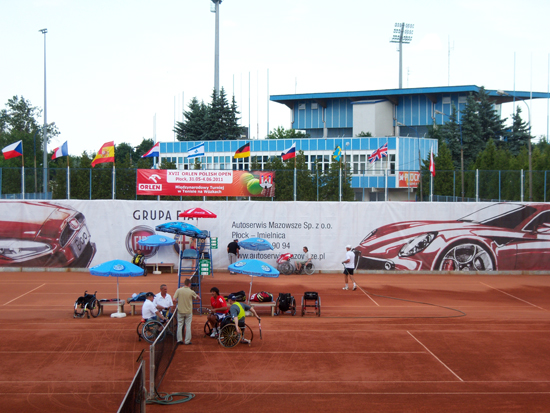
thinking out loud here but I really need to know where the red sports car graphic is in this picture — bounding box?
[353,203,550,271]
[0,201,96,268]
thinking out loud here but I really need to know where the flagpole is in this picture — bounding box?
[21,145,25,199]
[293,153,297,201]
[67,163,70,199]
[112,165,115,200]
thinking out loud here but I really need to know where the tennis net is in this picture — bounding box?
[117,359,146,413]
[149,311,178,397]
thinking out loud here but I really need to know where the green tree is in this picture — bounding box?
[175,97,209,141]
[477,86,507,145]
[460,93,484,169]
[267,126,309,140]
[505,106,530,156]
[355,131,373,137]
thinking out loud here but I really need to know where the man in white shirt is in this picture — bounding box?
[295,246,312,273]
[342,245,357,291]
[153,284,174,316]
[142,292,166,321]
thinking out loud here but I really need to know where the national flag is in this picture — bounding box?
[234,142,250,159]
[91,141,115,167]
[52,141,68,160]
[2,140,23,160]
[429,148,436,177]
[142,142,160,158]
[368,142,388,164]
[332,146,342,162]
[281,143,296,161]
[187,142,205,159]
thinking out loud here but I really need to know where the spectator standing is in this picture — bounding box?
[342,245,357,291]
[173,278,198,345]
[227,239,240,273]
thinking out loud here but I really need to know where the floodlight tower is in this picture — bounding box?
[39,28,48,194]
[390,22,414,89]
[211,0,223,93]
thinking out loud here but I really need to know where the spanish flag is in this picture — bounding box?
[234,142,250,159]
[91,141,115,167]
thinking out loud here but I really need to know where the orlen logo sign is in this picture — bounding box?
[125,225,157,258]
[138,183,162,191]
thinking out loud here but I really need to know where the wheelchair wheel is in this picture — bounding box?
[89,299,101,318]
[137,320,145,341]
[304,263,315,275]
[278,261,292,275]
[142,320,165,344]
[316,297,321,317]
[204,321,213,337]
[274,297,281,316]
[290,297,296,316]
[301,296,305,317]
[218,324,241,348]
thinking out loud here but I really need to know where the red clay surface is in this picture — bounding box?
[1,270,549,412]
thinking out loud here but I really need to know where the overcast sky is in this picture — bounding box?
[1,0,549,156]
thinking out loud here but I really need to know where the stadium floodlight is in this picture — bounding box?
[390,23,414,89]
[211,0,223,93]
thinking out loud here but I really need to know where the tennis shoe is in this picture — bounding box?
[210,329,218,338]
[353,285,357,291]
[342,286,349,290]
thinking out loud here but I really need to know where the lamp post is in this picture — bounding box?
[497,90,532,201]
[211,0,223,93]
[39,28,48,195]
[434,110,464,202]
[390,22,414,89]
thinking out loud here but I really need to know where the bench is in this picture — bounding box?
[145,263,175,273]
[128,301,143,316]
[99,299,125,315]
[249,301,276,317]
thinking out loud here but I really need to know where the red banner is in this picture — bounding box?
[136,169,276,197]
[398,171,420,188]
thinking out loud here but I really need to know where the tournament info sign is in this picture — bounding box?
[136,169,275,197]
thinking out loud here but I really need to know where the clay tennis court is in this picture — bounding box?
[1,270,549,412]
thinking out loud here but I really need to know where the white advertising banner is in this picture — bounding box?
[0,200,548,272]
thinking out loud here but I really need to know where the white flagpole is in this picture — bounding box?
[67,165,70,199]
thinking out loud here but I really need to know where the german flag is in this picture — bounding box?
[234,142,250,159]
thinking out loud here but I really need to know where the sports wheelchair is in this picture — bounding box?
[203,312,254,348]
[275,293,296,316]
[301,291,321,317]
[137,310,169,343]
[74,290,101,318]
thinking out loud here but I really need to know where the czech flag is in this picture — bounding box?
[2,140,23,160]
[234,142,250,159]
[52,141,68,160]
[91,141,115,167]
[281,143,296,161]
[142,142,160,158]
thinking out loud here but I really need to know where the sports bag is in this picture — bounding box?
[229,290,246,302]
[250,291,273,302]
[128,292,148,302]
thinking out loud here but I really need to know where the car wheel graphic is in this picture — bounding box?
[437,242,495,271]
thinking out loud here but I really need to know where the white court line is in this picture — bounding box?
[480,282,547,311]
[2,284,45,306]
[407,331,463,382]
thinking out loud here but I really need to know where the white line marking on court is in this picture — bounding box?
[2,284,46,306]
[407,331,463,382]
[480,282,547,311]
[355,284,380,306]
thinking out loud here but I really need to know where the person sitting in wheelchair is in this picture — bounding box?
[132,249,147,275]
[295,246,311,273]
[226,294,260,344]
[142,292,167,322]
[207,287,229,338]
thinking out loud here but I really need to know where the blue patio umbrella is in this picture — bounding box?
[237,237,274,251]
[90,259,144,318]
[138,234,176,274]
[228,259,279,302]
[155,222,206,239]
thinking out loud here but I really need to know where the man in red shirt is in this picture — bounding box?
[207,287,229,338]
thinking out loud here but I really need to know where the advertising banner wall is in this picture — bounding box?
[1,200,548,272]
[136,169,275,197]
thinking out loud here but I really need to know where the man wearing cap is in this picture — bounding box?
[227,294,260,345]
[227,239,240,273]
[142,292,167,322]
[342,245,357,291]
[173,278,198,345]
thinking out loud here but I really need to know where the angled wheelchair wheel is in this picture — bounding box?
[301,296,305,317]
[304,263,315,275]
[275,297,281,316]
[290,297,296,316]
[278,262,293,275]
[204,320,213,337]
[218,324,241,348]
[142,320,164,344]
[89,299,101,318]
[316,297,321,317]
